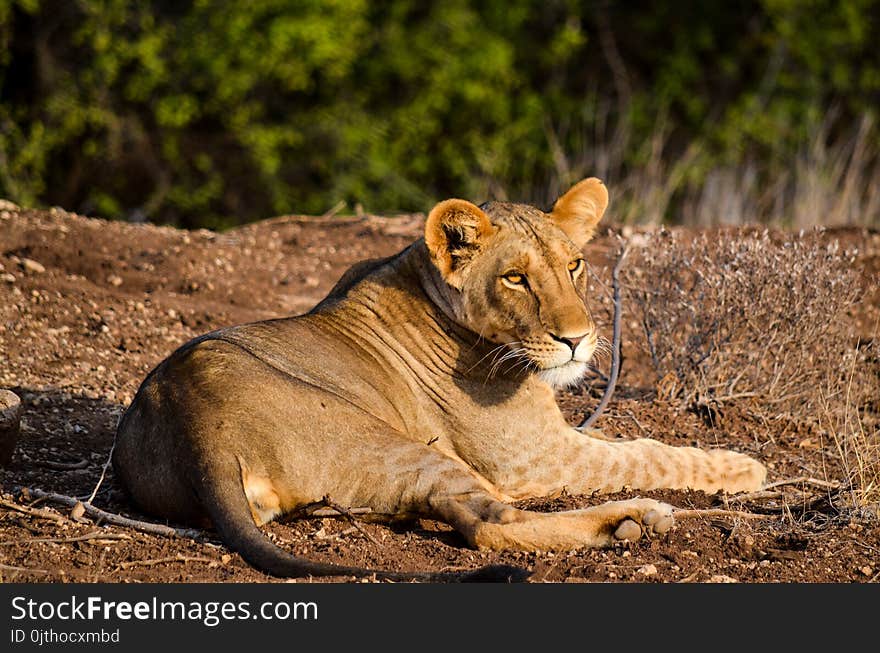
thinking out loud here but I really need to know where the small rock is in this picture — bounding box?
[859,566,873,576]
[0,199,20,211]
[221,554,232,565]
[0,273,15,283]
[708,574,739,583]
[21,258,46,274]
[107,274,123,287]
[637,563,658,577]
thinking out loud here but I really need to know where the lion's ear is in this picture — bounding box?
[425,199,495,287]
[549,177,609,248]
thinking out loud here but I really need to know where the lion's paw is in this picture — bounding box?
[610,499,675,542]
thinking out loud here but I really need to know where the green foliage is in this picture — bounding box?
[0,0,877,227]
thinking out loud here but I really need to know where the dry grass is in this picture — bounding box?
[533,104,880,228]
[623,228,861,414]
[820,331,880,517]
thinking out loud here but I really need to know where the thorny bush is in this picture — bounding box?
[622,227,879,512]
[624,229,856,413]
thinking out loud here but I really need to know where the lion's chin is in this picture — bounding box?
[536,361,588,390]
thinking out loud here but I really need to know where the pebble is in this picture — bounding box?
[21,258,46,274]
[1,273,15,283]
[107,274,123,287]
[637,564,658,576]
[859,566,873,576]
[708,574,739,583]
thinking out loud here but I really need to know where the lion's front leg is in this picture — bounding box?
[483,426,766,499]
[430,493,675,551]
[563,435,768,494]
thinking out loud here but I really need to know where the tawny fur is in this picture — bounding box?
[113,177,766,576]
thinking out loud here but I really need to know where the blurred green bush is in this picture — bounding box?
[1,0,877,228]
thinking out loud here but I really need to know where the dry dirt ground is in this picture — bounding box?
[1,203,878,583]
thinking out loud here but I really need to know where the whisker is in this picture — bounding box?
[487,347,529,381]
[507,355,536,376]
[466,341,516,374]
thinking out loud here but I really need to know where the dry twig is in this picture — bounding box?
[22,488,203,540]
[318,495,382,546]
[0,497,67,523]
[723,490,786,503]
[0,563,52,575]
[0,530,130,546]
[763,476,841,491]
[32,458,89,471]
[83,440,115,504]
[672,508,771,520]
[304,505,372,518]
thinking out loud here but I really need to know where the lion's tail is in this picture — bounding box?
[195,457,528,583]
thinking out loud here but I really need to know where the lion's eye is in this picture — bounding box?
[568,259,584,275]
[502,272,526,286]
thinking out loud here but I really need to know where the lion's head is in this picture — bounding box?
[424,178,609,389]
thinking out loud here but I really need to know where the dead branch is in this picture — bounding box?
[319,495,382,546]
[579,243,630,430]
[721,478,843,511]
[763,476,841,491]
[672,508,771,520]
[31,457,90,471]
[0,497,67,523]
[0,530,130,546]
[303,504,373,518]
[625,409,648,436]
[22,488,203,540]
[0,563,52,575]
[723,490,786,503]
[83,439,115,504]
[119,554,216,570]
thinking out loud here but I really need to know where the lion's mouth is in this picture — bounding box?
[536,360,588,389]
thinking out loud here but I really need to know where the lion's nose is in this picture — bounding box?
[552,334,586,352]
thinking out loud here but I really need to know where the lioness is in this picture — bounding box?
[113,178,766,581]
